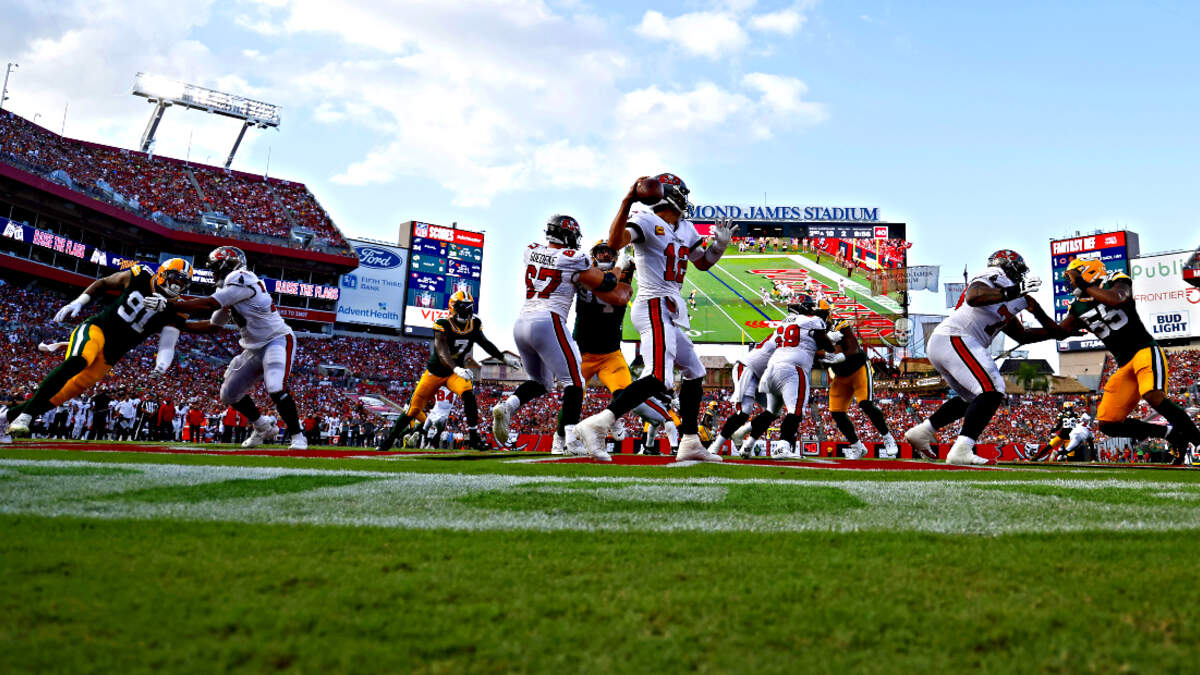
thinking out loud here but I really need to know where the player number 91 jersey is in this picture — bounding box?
[521,244,591,318]
[627,209,703,306]
[933,266,1029,346]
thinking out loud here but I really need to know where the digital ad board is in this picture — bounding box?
[1128,251,1200,341]
[1049,230,1140,352]
[337,240,408,329]
[402,222,485,338]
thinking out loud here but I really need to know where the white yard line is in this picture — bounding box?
[684,277,754,342]
[711,264,786,319]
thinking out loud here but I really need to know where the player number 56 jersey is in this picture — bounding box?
[521,244,591,318]
[934,266,1029,346]
[213,269,292,349]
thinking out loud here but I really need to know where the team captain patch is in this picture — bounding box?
[655,226,665,235]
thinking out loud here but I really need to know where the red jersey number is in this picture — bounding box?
[775,323,801,348]
[524,265,564,299]
[664,244,690,282]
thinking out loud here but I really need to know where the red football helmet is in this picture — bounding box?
[987,249,1029,282]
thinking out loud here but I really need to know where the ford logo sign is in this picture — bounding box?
[357,246,402,269]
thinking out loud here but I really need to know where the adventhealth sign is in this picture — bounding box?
[691,205,881,222]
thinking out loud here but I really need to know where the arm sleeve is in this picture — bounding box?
[211,284,254,309]
[155,326,180,372]
[626,222,645,244]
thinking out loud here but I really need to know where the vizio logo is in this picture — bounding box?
[357,246,402,269]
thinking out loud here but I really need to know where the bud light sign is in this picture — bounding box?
[1150,312,1190,339]
[337,240,409,329]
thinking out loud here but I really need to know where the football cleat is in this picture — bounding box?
[491,402,512,445]
[676,434,722,462]
[663,421,680,450]
[0,418,11,445]
[288,434,308,451]
[773,443,794,460]
[242,417,278,448]
[610,420,627,442]
[904,421,938,460]
[546,214,582,249]
[946,439,991,466]
[564,426,589,456]
[738,436,756,458]
[7,413,33,438]
[730,422,752,449]
[575,410,614,461]
[844,441,868,460]
[881,434,899,459]
[154,258,193,298]
[551,433,565,455]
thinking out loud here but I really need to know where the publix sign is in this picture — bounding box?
[691,204,880,222]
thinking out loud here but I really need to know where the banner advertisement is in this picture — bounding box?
[337,241,408,329]
[1128,251,1200,340]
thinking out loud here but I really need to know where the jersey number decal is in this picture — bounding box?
[451,338,471,357]
[116,291,157,333]
[524,265,563,299]
[663,244,690,282]
[983,305,1016,337]
[775,323,802,348]
[1080,305,1129,339]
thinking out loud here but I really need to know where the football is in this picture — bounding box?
[635,177,664,205]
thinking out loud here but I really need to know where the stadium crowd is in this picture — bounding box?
[0,110,349,251]
[1,282,1197,455]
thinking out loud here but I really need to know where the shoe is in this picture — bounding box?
[551,433,565,455]
[676,434,722,462]
[576,410,614,461]
[8,413,32,438]
[564,426,590,457]
[0,420,10,444]
[904,421,938,460]
[730,422,752,449]
[468,430,486,451]
[881,434,899,458]
[946,438,990,465]
[738,436,755,459]
[288,434,308,450]
[611,420,627,442]
[773,443,794,460]
[491,403,512,445]
[706,436,725,457]
[242,417,278,448]
[844,441,868,460]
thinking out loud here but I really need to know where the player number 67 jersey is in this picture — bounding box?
[213,268,293,349]
[521,244,591,318]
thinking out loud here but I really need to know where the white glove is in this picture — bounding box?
[712,218,736,249]
[453,366,474,382]
[142,294,168,312]
[503,354,522,369]
[614,249,633,272]
[54,292,91,323]
[821,352,847,365]
[826,330,844,344]
[1018,275,1042,296]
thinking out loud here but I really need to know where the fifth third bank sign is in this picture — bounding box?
[338,241,408,329]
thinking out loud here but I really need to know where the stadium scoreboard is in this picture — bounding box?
[401,221,485,338]
[1049,230,1140,352]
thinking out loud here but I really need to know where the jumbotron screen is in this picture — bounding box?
[621,219,910,346]
[401,222,485,338]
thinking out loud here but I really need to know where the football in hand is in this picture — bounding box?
[635,178,664,205]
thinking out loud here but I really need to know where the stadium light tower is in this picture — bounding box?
[131,72,281,169]
[1,63,17,111]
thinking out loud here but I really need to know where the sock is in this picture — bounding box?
[559,385,583,435]
[929,397,970,430]
[677,377,702,435]
[1152,399,1200,444]
[462,390,479,427]
[15,356,87,422]
[504,394,521,412]
[268,390,301,436]
[719,411,750,438]
[232,395,263,426]
[1099,419,1167,441]
[380,414,411,450]
[513,381,547,407]
[955,435,976,448]
[748,412,777,440]
[779,413,802,445]
[859,401,890,435]
[710,434,726,449]
[607,376,666,419]
[831,411,858,443]
[960,391,1004,441]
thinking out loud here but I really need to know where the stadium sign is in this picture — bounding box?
[356,245,404,269]
[1129,251,1200,340]
[1049,230,1140,352]
[339,239,409,329]
[692,205,880,222]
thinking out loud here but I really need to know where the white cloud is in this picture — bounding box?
[748,9,804,35]
[633,10,748,59]
[741,72,827,123]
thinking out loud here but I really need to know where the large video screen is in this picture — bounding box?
[621,217,909,346]
[401,222,485,338]
[1049,231,1138,352]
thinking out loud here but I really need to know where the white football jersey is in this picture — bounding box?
[628,209,704,324]
[737,334,778,376]
[212,268,293,349]
[430,386,456,416]
[933,266,1029,346]
[766,314,826,370]
[520,244,592,318]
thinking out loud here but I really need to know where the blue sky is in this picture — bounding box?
[3,0,1198,359]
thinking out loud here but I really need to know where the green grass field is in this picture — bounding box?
[3,445,1200,672]
[624,253,904,345]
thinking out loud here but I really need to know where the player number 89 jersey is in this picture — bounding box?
[521,244,591,318]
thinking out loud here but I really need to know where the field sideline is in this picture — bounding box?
[2,443,1199,672]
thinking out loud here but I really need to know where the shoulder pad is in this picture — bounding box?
[1108,272,1132,284]
[563,249,576,257]
[224,269,255,287]
[835,320,851,331]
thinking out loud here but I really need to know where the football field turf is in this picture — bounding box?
[3,443,1200,673]
[624,252,904,345]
